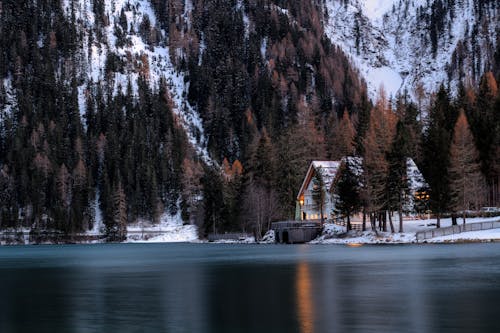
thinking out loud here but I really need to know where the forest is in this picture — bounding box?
[0,0,498,240]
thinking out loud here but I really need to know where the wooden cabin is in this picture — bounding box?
[295,158,428,222]
[295,161,340,221]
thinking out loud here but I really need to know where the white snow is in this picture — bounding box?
[87,191,104,236]
[362,0,398,21]
[237,0,250,39]
[61,0,211,164]
[260,229,275,243]
[126,213,198,243]
[363,66,402,98]
[311,161,341,188]
[1,77,15,116]
[311,216,500,244]
[324,0,498,101]
[210,236,256,244]
[430,229,500,243]
[260,38,267,60]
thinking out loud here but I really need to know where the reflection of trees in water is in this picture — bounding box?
[296,262,315,333]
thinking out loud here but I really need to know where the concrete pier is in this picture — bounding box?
[272,221,323,244]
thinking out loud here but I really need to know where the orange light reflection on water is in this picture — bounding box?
[296,262,315,333]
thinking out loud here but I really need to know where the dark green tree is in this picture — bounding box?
[334,158,362,231]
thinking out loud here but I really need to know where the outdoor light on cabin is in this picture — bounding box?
[300,198,304,206]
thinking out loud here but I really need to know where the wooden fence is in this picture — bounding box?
[416,220,500,242]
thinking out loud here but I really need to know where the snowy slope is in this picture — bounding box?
[61,0,210,162]
[324,0,499,100]
[126,213,199,243]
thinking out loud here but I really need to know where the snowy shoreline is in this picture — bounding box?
[1,217,499,245]
[228,217,500,245]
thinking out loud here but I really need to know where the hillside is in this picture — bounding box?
[324,0,499,99]
[0,0,498,240]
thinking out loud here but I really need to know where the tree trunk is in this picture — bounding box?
[398,208,403,233]
[436,212,441,228]
[370,213,378,236]
[388,211,395,233]
[321,203,324,226]
[362,210,366,231]
[451,213,457,226]
[462,211,466,224]
[346,211,351,231]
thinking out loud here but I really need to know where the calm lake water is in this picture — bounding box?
[0,243,499,333]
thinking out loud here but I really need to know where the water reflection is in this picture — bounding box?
[0,243,500,332]
[296,262,315,333]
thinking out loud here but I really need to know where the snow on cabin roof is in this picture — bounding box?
[311,161,341,188]
[297,157,428,200]
[335,157,427,192]
[297,161,341,199]
[406,158,428,191]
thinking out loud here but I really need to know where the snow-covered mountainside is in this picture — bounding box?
[61,0,209,161]
[324,0,499,99]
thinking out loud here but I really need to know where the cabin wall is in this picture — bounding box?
[299,180,334,221]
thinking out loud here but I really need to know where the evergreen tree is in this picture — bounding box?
[334,158,362,231]
[449,111,485,223]
[311,167,326,223]
[468,72,499,205]
[329,110,356,160]
[387,121,411,232]
[275,126,310,218]
[107,181,127,242]
[422,85,455,228]
[362,90,397,232]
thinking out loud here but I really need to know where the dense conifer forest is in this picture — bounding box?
[0,0,498,240]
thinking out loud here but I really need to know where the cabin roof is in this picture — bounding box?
[406,158,428,191]
[331,157,427,191]
[297,161,341,200]
[297,157,428,201]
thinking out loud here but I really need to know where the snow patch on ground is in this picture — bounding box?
[211,236,256,244]
[312,217,500,244]
[64,0,211,163]
[126,213,198,243]
[363,66,402,98]
[87,191,104,236]
[429,229,500,243]
[361,0,398,21]
[260,230,275,243]
[324,0,498,101]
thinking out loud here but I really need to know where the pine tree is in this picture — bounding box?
[275,126,311,218]
[334,158,361,231]
[329,109,356,160]
[422,85,455,228]
[180,157,203,224]
[201,166,225,237]
[469,72,498,205]
[108,181,127,242]
[449,111,485,223]
[311,167,326,223]
[362,90,397,231]
[387,121,411,232]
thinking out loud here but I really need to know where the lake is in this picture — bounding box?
[0,243,499,332]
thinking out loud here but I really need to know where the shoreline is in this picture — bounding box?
[2,217,500,246]
[1,237,500,246]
